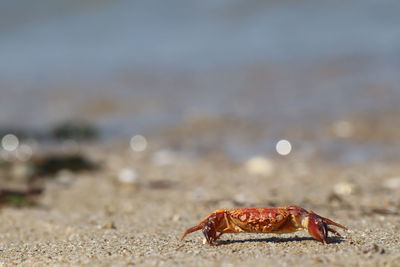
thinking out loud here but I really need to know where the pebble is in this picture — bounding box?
[383,177,400,190]
[233,193,247,204]
[172,214,180,222]
[56,170,74,185]
[99,222,116,230]
[117,168,139,184]
[11,163,33,181]
[152,150,177,166]
[333,181,357,196]
[245,156,275,176]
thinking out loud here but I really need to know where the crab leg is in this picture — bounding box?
[180,210,226,245]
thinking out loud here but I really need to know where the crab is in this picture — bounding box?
[180,206,347,245]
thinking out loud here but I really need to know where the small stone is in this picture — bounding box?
[233,193,247,205]
[383,177,400,190]
[118,168,139,184]
[99,222,116,230]
[333,182,357,196]
[172,214,180,222]
[152,150,176,166]
[11,163,33,181]
[245,156,275,176]
[56,170,74,185]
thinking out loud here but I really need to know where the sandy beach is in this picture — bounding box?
[1,129,399,266]
[1,1,400,265]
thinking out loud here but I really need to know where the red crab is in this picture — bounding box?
[181,206,347,245]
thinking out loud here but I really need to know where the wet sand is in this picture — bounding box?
[0,136,399,266]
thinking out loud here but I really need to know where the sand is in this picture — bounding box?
[0,138,399,266]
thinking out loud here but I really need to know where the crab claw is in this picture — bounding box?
[305,212,348,244]
[307,213,329,244]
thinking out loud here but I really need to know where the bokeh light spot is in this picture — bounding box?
[276,139,292,156]
[1,134,19,151]
[130,135,147,152]
[16,144,33,161]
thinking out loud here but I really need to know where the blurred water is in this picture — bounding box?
[1,0,400,160]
